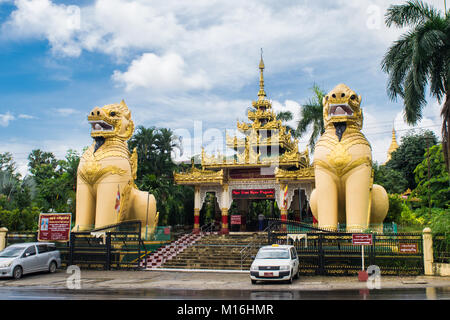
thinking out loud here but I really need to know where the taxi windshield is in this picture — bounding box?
[256,249,289,259]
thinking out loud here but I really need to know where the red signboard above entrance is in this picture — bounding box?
[232,189,275,200]
[352,234,373,245]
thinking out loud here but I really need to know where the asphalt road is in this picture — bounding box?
[0,269,449,300]
[0,286,449,300]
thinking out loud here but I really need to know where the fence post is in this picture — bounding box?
[318,233,324,275]
[68,232,74,266]
[0,227,8,251]
[106,233,111,271]
[422,227,434,276]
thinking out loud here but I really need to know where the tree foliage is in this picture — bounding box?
[413,144,450,208]
[382,0,450,170]
[296,84,326,151]
[385,130,437,190]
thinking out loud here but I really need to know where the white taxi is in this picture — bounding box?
[250,244,299,284]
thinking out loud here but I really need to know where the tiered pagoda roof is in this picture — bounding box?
[174,55,313,185]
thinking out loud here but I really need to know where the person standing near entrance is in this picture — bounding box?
[258,213,265,231]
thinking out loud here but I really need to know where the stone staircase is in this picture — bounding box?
[155,232,268,270]
[143,232,214,269]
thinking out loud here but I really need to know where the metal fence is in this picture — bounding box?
[268,220,424,276]
[5,221,148,270]
[66,221,147,270]
[433,234,449,263]
[6,232,37,245]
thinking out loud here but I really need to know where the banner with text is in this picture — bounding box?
[38,213,72,242]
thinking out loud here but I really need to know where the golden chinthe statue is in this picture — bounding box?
[73,100,159,236]
[309,84,388,232]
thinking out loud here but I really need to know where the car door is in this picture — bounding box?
[20,245,38,274]
[290,248,299,274]
[36,244,50,271]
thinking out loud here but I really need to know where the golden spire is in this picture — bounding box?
[258,48,266,100]
[386,124,399,163]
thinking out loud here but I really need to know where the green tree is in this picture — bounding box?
[0,152,17,176]
[155,128,182,177]
[129,126,192,226]
[276,111,296,135]
[381,0,450,170]
[386,130,438,190]
[128,126,159,182]
[296,84,326,151]
[413,144,450,208]
[373,162,408,194]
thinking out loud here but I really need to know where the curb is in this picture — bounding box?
[144,268,249,274]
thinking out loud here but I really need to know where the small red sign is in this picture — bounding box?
[232,189,275,200]
[352,234,373,245]
[231,215,242,225]
[38,213,72,242]
[399,243,418,254]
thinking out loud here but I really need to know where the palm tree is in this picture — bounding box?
[381,0,450,170]
[128,126,159,181]
[276,111,296,136]
[155,128,183,177]
[296,84,326,151]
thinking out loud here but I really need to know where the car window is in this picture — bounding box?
[291,248,297,259]
[23,245,36,257]
[47,245,56,252]
[37,244,48,254]
[256,249,290,259]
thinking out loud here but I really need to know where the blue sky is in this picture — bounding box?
[0,0,445,176]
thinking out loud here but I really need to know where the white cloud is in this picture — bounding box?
[1,0,425,92]
[54,108,79,116]
[18,114,35,119]
[112,52,211,92]
[2,0,81,56]
[0,112,15,127]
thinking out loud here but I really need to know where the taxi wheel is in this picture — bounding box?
[288,270,293,284]
[13,266,23,280]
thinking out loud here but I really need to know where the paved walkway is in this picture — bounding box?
[1,269,449,291]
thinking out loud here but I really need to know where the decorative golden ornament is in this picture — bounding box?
[79,161,127,185]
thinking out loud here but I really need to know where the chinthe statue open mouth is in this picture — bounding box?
[329,103,354,117]
[89,120,114,132]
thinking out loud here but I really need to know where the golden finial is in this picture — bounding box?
[258,48,266,100]
[385,122,399,163]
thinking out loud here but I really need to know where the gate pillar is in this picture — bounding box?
[0,227,8,251]
[423,227,434,276]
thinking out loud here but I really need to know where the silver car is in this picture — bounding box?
[0,242,61,279]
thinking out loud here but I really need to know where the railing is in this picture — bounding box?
[6,232,37,246]
[200,221,220,234]
[433,234,449,263]
[267,219,425,276]
[66,220,146,270]
[239,227,270,271]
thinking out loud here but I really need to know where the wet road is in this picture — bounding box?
[1,286,449,300]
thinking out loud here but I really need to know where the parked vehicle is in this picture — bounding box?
[0,242,61,279]
[250,244,299,284]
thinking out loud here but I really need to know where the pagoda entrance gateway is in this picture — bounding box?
[175,56,315,234]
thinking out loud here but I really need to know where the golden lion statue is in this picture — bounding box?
[309,84,388,232]
[73,100,159,236]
